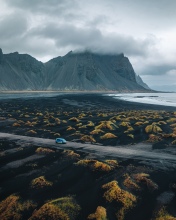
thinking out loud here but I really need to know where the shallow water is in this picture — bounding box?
[107,93,176,107]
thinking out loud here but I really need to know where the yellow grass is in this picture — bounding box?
[62,150,80,158]
[100,133,117,139]
[31,176,53,189]
[67,126,76,131]
[87,121,95,127]
[105,160,118,167]
[123,174,140,190]
[145,123,162,133]
[69,117,79,122]
[90,129,104,135]
[76,159,114,172]
[29,203,68,220]
[12,122,21,127]
[0,195,36,220]
[48,196,80,220]
[167,118,176,123]
[133,173,158,191]
[27,130,37,134]
[147,134,162,143]
[102,180,136,220]
[120,122,130,127]
[88,206,107,220]
[35,147,55,154]
[95,121,117,130]
[154,207,176,220]
[127,134,134,139]
[80,135,96,142]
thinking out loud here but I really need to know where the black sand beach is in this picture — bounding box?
[0,93,176,220]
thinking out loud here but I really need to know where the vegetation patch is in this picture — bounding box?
[35,147,55,154]
[133,173,158,191]
[62,150,80,159]
[95,121,117,130]
[145,123,162,133]
[123,174,140,190]
[90,129,104,135]
[29,203,68,220]
[0,195,36,220]
[31,176,53,189]
[76,159,116,172]
[80,135,96,143]
[88,206,107,220]
[154,207,176,220]
[102,180,137,220]
[100,132,117,139]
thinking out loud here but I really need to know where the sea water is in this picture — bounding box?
[107,93,176,107]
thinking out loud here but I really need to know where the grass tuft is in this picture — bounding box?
[31,176,53,189]
[100,133,117,139]
[88,206,107,220]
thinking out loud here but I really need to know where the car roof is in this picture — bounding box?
[56,138,66,140]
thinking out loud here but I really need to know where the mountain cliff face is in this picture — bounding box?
[0,49,46,90]
[135,74,150,90]
[0,49,150,91]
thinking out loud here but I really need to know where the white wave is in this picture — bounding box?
[107,93,176,107]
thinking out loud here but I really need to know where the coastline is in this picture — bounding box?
[0,89,158,94]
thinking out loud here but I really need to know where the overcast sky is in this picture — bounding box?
[0,0,175,91]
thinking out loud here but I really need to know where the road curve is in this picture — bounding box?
[0,132,176,170]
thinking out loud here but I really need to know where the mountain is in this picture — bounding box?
[135,74,151,90]
[0,49,150,91]
[0,49,46,90]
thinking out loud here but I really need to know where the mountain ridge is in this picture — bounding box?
[0,49,151,91]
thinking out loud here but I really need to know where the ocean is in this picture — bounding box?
[0,92,176,107]
[107,93,176,107]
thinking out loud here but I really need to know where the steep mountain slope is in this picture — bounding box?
[135,74,151,90]
[45,51,148,91]
[0,49,149,91]
[0,49,46,90]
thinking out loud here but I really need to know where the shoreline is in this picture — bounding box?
[0,91,176,110]
[0,93,176,145]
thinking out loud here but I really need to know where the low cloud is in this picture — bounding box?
[139,64,176,76]
[29,23,156,57]
[166,69,176,76]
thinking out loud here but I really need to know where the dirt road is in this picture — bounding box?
[0,132,176,170]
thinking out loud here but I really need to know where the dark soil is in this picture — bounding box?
[0,93,176,219]
[0,93,176,146]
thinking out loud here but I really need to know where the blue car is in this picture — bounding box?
[55,138,67,144]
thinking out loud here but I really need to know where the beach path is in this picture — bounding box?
[0,132,176,170]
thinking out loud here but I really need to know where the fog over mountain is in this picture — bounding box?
[0,49,150,91]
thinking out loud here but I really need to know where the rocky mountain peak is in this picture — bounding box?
[0,49,150,91]
[0,48,3,64]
